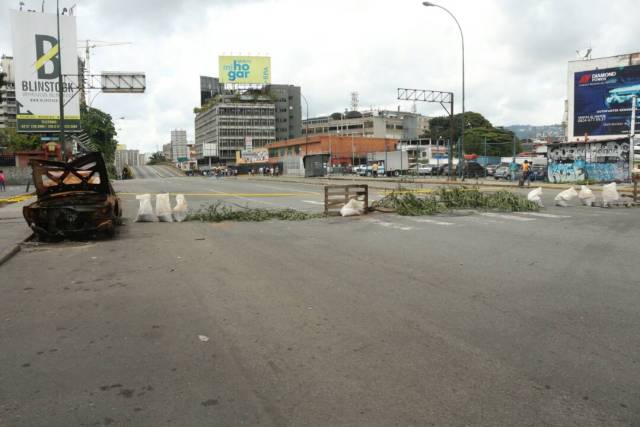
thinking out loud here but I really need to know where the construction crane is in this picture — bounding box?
[77,40,131,105]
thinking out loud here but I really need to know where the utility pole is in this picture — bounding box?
[630,95,637,181]
[484,137,487,178]
[56,0,66,159]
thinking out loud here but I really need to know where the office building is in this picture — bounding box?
[0,55,16,129]
[303,109,430,140]
[170,129,189,161]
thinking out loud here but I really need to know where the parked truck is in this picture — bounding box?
[365,151,410,177]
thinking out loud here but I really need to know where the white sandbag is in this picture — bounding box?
[578,185,596,207]
[172,194,188,222]
[601,182,620,206]
[155,193,173,222]
[527,187,544,207]
[135,194,157,222]
[554,186,578,207]
[340,199,365,217]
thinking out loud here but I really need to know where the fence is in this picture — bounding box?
[324,184,369,215]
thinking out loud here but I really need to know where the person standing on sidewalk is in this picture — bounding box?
[521,160,531,187]
[372,162,379,178]
[0,170,5,192]
[509,160,518,182]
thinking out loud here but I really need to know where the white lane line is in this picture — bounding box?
[409,218,454,226]
[302,200,324,205]
[480,212,535,221]
[517,212,571,219]
[367,219,414,231]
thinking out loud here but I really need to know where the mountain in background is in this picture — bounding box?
[504,124,564,140]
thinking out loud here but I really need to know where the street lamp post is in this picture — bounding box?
[300,93,309,177]
[422,1,465,179]
[56,0,67,159]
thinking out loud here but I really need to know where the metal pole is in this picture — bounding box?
[301,93,309,177]
[56,0,66,160]
[484,136,487,178]
[448,93,454,180]
[630,95,637,181]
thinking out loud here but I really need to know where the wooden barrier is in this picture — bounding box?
[324,184,369,215]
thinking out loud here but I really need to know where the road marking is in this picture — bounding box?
[409,218,454,226]
[517,212,571,219]
[302,200,324,205]
[480,212,535,221]
[118,192,312,197]
[367,219,414,231]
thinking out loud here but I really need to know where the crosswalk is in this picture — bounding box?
[364,211,573,232]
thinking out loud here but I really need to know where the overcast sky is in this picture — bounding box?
[2,0,639,152]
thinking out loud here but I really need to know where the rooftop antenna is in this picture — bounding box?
[350,91,359,111]
[576,44,593,60]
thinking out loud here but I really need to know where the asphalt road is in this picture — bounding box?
[1,177,639,426]
[128,165,185,179]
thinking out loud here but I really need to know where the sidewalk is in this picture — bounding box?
[0,199,34,266]
[0,185,32,199]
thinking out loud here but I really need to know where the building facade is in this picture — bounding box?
[302,109,430,140]
[0,55,16,129]
[170,129,188,161]
[114,148,140,176]
[194,76,301,166]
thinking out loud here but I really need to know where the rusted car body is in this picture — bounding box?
[23,152,122,239]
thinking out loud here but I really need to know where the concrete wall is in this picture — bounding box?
[3,166,32,185]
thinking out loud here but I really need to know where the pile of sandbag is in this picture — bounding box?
[340,199,365,217]
[135,193,189,222]
[554,186,578,207]
[527,187,544,207]
[578,185,596,207]
[601,182,620,207]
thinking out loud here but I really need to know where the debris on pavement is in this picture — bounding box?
[601,182,620,207]
[188,201,323,222]
[22,152,122,240]
[340,199,365,217]
[155,193,173,222]
[198,335,210,342]
[554,186,578,207]
[578,185,596,207]
[527,187,544,207]
[172,194,188,222]
[135,194,157,222]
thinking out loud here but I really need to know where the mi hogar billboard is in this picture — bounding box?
[574,64,640,137]
[219,56,271,84]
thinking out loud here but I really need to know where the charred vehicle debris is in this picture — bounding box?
[23,152,122,240]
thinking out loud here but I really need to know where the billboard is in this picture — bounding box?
[219,56,271,84]
[10,10,80,132]
[574,64,640,137]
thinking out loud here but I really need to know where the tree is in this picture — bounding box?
[147,152,167,165]
[420,111,521,157]
[80,104,118,176]
[0,128,41,151]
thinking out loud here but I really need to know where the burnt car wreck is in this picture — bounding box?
[23,152,122,240]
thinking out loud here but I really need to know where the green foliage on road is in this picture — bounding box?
[188,201,324,222]
[373,187,539,215]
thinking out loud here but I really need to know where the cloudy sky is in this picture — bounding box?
[2,0,639,152]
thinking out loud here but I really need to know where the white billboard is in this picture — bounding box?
[10,10,80,132]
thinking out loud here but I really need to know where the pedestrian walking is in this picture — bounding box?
[521,160,531,187]
[509,160,518,182]
[0,170,5,192]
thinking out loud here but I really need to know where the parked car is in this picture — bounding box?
[528,165,547,181]
[455,161,486,178]
[494,163,513,180]
[435,163,452,176]
[485,164,498,176]
[418,164,437,175]
[23,152,122,240]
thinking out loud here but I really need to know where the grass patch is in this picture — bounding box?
[188,201,324,222]
[372,186,539,215]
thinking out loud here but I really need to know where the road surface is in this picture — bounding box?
[128,165,185,179]
[1,177,638,426]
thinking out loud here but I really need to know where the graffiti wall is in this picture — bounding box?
[547,140,629,183]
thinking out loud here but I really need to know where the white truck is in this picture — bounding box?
[365,151,410,177]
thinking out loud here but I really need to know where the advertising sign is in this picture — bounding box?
[219,56,271,84]
[574,64,640,137]
[10,10,80,132]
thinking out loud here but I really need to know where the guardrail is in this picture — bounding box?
[324,184,369,215]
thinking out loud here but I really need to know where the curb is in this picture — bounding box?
[0,232,32,267]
